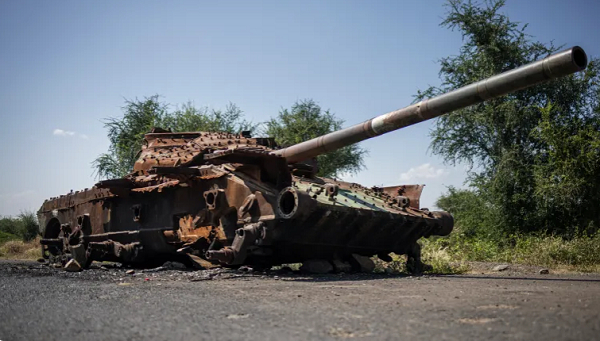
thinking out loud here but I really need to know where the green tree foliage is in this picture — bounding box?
[93,96,168,180]
[93,96,253,179]
[427,0,600,236]
[265,99,367,178]
[532,102,600,235]
[163,102,252,133]
[0,217,23,237]
[0,211,39,242]
[435,186,503,239]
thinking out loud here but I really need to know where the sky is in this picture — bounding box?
[0,0,598,216]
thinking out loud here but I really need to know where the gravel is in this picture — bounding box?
[1,260,599,340]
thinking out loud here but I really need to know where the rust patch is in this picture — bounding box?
[176,215,226,245]
[131,180,180,193]
[381,184,424,209]
[133,131,277,173]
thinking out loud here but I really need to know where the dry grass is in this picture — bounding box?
[422,231,600,273]
[374,232,600,275]
[0,237,42,260]
[421,243,471,274]
[373,246,470,275]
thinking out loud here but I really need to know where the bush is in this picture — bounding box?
[422,230,600,272]
[18,211,40,241]
[0,211,39,242]
[0,217,24,237]
[0,231,19,244]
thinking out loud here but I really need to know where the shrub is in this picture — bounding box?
[18,211,40,241]
[0,217,24,237]
[421,231,600,272]
[0,211,39,242]
[0,231,19,244]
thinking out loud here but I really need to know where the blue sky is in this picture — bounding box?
[0,0,598,216]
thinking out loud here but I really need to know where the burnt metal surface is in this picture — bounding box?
[38,47,587,273]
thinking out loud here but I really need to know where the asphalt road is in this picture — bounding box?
[0,260,599,341]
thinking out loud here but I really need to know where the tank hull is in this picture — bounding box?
[38,163,451,270]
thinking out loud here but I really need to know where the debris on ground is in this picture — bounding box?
[492,264,510,272]
[237,265,253,273]
[64,259,82,272]
[162,261,187,270]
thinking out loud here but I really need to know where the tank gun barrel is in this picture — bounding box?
[273,46,588,164]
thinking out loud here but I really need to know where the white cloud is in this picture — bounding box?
[53,129,88,139]
[53,128,75,136]
[399,163,448,181]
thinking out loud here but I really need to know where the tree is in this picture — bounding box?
[93,96,167,179]
[265,99,367,178]
[426,0,600,236]
[532,101,600,236]
[93,96,253,179]
[162,102,252,133]
[0,211,39,241]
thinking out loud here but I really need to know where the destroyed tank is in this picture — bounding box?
[38,46,588,272]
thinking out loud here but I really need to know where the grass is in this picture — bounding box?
[421,229,600,273]
[0,210,42,260]
[0,211,39,242]
[420,241,471,274]
[0,237,42,260]
[373,243,470,275]
[0,231,20,244]
[372,229,600,275]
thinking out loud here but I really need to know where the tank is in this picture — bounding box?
[37,46,588,273]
